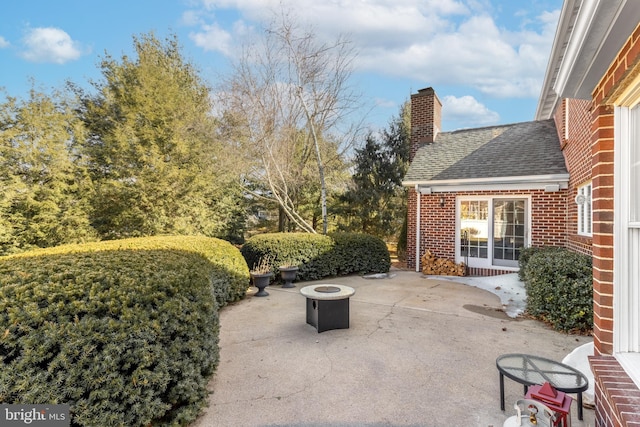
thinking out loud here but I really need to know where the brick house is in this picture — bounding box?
[403,0,640,424]
[535,0,640,425]
[403,88,572,277]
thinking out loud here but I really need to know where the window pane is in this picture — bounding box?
[479,246,488,258]
[460,200,488,259]
[493,199,526,262]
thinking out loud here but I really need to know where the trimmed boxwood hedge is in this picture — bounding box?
[241,232,391,281]
[329,232,391,275]
[0,236,250,426]
[520,246,593,333]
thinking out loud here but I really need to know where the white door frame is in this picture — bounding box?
[455,195,531,270]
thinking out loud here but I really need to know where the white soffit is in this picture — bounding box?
[536,0,640,119]
[535,0,581,120]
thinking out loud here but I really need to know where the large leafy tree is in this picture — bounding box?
[0,88,97,254]
[337,102,410,240]
[77,33,245,241]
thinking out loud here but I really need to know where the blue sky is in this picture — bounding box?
[0,0,562,131]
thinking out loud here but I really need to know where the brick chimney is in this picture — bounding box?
[410,87,442,160]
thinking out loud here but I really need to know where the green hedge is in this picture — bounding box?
[517,246,550,281]
[1,235,250,307]
[240,232,390,281]
[0,236,250,426]
[329,232,391,275]
[520,246,593,333]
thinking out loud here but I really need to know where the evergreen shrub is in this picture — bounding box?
[329,232,391,275]
[241,232,390,282]
[396,216,408,262]
[518,246,549,281]
[0,236,249,426]
[522,246,593,333]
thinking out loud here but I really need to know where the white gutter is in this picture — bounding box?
[415,185,420,273]
[535,0,579,120]
[552,0,600,102]
[402,173,570,189]
[536,0,638,119]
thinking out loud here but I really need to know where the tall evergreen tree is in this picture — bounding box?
[337,102,410,240]
[77,33,245,240]
[0,89,96,254]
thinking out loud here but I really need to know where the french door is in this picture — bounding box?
[458,197,529,268]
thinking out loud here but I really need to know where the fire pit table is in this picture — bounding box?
[300,285,355,333]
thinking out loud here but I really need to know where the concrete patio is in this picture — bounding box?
[193,269,594,427]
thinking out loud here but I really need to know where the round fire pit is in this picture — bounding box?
[300,284,355,300]
[314,285,341,293]
[300,285,356,333]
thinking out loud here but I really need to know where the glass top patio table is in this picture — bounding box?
[496,353,589,420]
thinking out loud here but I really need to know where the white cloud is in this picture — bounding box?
[375,98,397,108]
[359,10,558,98]
[20,27,83,64]
[0,36,9,48]
[190,22,233,55]
[187,0,559,99]
[181,10,204,27]
[442,95,500,127]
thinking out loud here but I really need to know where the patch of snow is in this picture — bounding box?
[363,273,397,279]
[428,273,526,318]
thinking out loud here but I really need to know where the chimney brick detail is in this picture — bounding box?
[410,87,442,160]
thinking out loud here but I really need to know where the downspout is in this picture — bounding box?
[415,185,420,273]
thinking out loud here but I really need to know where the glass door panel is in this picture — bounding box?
[460,200,488,260]
[493,199,526,267]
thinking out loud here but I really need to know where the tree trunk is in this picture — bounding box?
[298,87,328,234]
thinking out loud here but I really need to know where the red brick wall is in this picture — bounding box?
[406,87,442,270]
[591,105,615,357]
[590,356,640,427]
[589,21,640,427]
[407,189,566,272]
[417,193,456,262]
[406,191,459,271]
[406,188,418,269]
[529,189,568,248]
[410,87,442,159]
[555,98,594,256]
[590,23,640,358]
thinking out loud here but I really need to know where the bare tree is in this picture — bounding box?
[219,8,365,234]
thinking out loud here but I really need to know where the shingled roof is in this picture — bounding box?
[403,119,568,185]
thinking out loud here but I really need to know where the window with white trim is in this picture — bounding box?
[576,182,592,236]
[614,102,640,387]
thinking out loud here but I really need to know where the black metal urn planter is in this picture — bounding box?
[279,266,299,288]
[250,272,273,297]
[250,257,273,297]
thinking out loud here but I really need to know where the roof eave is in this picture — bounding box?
[402,174,570,193]
[535,0,580,120]
[535,0,640,120]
